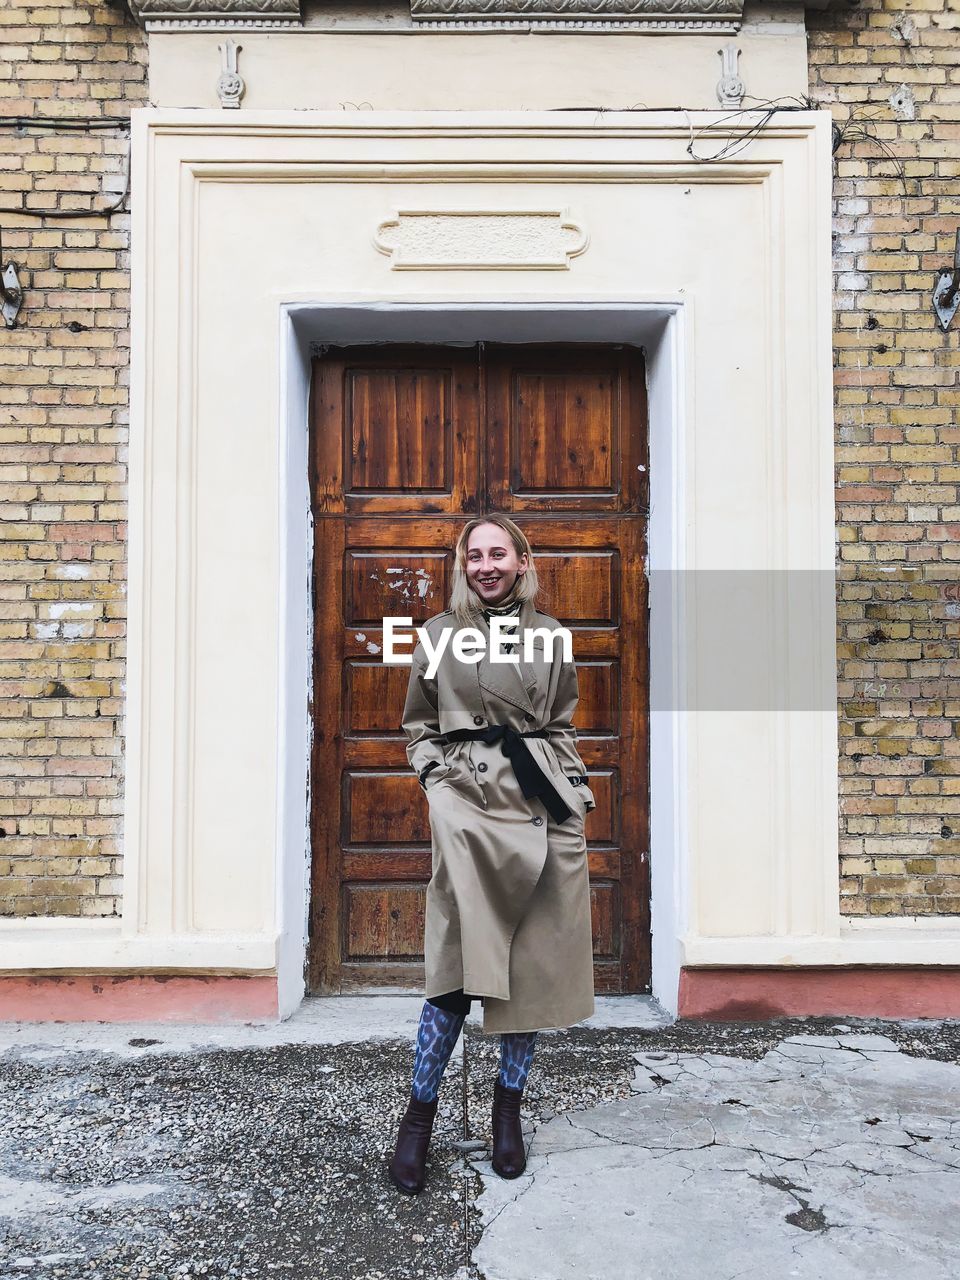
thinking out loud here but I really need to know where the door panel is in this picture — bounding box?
[485,344,645,514]
[344,885,426,963]
[529,549,619,626]
[346,550,449,625]
[344,662,411,734]
[309,344,649,995]
[311,346,480,516]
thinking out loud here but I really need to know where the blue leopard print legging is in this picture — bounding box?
[498,1031,538,1091]
[411,1002,466,1102]
[410,1003,540,1102]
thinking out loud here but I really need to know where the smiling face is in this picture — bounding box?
[464,522,529,606]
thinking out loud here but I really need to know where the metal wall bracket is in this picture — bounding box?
[0,236,22,329]
[933,227,960,332]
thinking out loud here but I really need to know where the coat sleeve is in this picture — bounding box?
[401,643,448,790]
[543,656,596,811]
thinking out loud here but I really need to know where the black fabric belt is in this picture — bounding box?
[438,724,573,824]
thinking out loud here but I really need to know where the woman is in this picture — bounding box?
[387,514,596,1195]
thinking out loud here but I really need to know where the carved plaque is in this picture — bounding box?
[373,209,588,271]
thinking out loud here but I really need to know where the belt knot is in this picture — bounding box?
[438,722,572,824]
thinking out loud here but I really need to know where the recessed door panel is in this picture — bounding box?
[311,346,480,516]
[346,366,452,495]
[346,552,448,624]
[486,345,646,515]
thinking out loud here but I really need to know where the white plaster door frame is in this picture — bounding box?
[115,109,845,1016]
[282,300,679,1008]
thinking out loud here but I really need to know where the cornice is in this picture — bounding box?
[127,0,813,31]
[127,0,302,28]
[409,0,743,29]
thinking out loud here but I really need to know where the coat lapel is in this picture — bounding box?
[518,600,554,701]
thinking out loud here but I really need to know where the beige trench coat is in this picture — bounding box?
[401,597,596,1035]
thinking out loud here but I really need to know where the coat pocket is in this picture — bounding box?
[424,764,453,792]
[577,784,596,814]
[424,741,465,793]
[541,739,563,778]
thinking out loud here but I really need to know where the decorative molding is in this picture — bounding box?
[126,0,301,30]
[125,0,814,31]
[373,209,588,270]
[123,112,835,1008]
[409,0,743,30]
[217,38,246,108]
[716,42,745,108]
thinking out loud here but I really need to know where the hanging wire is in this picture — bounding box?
[0,137,130,220]
[683,95,815,163]
[830,104,913,197]
[0,116,131,131]
[0,116,131,220]
[543,96,814,163]
[678,92,914,200]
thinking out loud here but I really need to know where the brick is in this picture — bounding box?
[0,1,142,922]
[2,0,959,930]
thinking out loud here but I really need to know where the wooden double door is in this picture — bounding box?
[308,343,650,995]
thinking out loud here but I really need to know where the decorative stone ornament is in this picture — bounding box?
[217,39,245,109]
[716,42,745,108]
[126,0,300,30]
[123,0,764,31]
[373,209,588,270]
[408,0,744,31]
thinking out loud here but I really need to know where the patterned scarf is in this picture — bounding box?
[482,597,523,620]
[483,595,523,654]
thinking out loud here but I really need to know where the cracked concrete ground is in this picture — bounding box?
[470,1028,960,1280]
[0,1000,957,1280]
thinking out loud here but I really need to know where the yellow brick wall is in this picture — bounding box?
[0,0,146,915]
[808,0,960,914]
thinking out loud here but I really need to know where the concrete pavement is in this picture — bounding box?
[471,1029,960,1280]
[0,999,957,1279]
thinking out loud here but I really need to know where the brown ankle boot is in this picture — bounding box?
[388,1092,439,1194]
[491,1079,527,1179]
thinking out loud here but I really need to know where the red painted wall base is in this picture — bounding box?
[0,974,279,1023]
[5,968,958,1025]
[679,966,960,1021]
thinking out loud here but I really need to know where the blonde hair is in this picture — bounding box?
[449,515,540,628]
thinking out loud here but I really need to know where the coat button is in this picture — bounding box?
[532,815,543,826]
[477,762,487,772]
[473,715,485,725]
[523,712,535,722]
